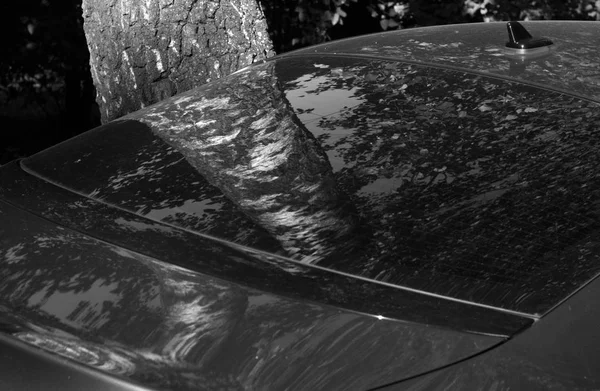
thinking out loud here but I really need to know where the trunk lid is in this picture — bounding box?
[0,162,517,390]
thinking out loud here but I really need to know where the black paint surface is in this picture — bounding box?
[0,162,530,336]
[22,53,600,316]
[0,192,503,390]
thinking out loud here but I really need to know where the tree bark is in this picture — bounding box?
[82,0,274,123]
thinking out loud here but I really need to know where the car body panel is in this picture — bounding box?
[0,183,505,390]
[0,161,530,336]
[23,54,600,316]
[289,21,600,102]
[0,333,154,391]
[384,268,600,390]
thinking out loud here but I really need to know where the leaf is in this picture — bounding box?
[394,4,406,14]
[524,107,538,113]
[478,104,492,112]
[380,19,389,30]
[332,13,340,25]
[336,7,347,17]
[387,20,400,29]
[505,114,518,121]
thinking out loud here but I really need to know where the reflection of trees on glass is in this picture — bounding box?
[278,56,600,312]
[128,63,360,263]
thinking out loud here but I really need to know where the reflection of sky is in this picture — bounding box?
[145,198,222,221]
[114,217,176,234]
[285,71,365,172]
[358,177,405,198]
[285,73,364,130]
[321,128,354,172]
[27,279,122,329]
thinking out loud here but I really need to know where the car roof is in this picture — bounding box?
[286,21,600,102]
[22,22,600,318]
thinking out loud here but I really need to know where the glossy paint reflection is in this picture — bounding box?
[0,165,530,335]
[275,55,600,315]
[125,62,361,262]
[0,200,502,390]
[22,52,600,315]
[293,21,600,101]
[389,273,600,390]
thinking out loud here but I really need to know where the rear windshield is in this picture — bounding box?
[24,55,600,315]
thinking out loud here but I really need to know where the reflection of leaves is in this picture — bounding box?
[0,220,162,345]
[335,23,600,103]
[280,56,600,312]
[127,62,360,262]
[1,206,248,383]
[1,206,497,390]
[23,119,284,252]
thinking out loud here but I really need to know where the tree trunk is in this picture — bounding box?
[82,0,274,123]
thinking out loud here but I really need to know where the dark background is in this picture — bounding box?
[2,0,599,165]
[1,1,98,164]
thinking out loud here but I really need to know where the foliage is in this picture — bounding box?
[0,1,98,164]
[0,1,92,117]
[463,0,600,21]
[261,0,600,52]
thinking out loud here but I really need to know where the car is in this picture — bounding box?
[2,20,600,390]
